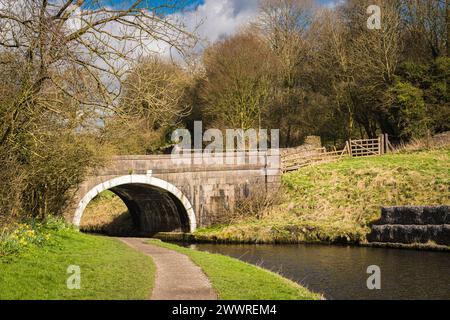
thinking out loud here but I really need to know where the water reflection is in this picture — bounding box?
[186,243,450,300]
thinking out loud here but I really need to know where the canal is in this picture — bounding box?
[185,243,450,300]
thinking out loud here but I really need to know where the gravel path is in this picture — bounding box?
[120,238,217,300]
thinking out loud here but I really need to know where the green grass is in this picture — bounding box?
[148,240,322,300]
[194,148,450,244]
[0,229,155,300]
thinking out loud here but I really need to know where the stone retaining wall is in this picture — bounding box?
[280,136,322,157]
[368,206,450,246]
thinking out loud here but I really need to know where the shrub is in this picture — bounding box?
[232,186,283,222]
[0,217,72,258]
[388,81,430,140]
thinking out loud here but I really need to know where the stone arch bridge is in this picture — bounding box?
[70,152,280,235]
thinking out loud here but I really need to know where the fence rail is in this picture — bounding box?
[282,134,391,172]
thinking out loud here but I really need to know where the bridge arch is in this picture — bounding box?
[74,175,196,233]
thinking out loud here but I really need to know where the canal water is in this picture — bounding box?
[186,243,450,300]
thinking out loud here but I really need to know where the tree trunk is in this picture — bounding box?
[447,0,450,56]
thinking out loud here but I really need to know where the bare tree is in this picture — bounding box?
[256,0,314,89]
[0,0,197,145]
[255,0,316,146]
[200,32,277,131]
[310,7,356,140]
[339,0,403,87]
[120,56,192,130]
[345,0,404,137]
[447,0,450,56]
[257,0,313,48]
[401,0,449,58]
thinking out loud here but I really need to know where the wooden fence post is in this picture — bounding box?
[379,134,383,155]
[384,134,390,153]
[346,140,352,157]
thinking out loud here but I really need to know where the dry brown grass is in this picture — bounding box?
[231,186,283,222]
[195,148,450,244]
[393,131,450,153]
[80,192,136,236]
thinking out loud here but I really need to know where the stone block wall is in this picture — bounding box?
[280,136,322,157]
[368,206,450,245]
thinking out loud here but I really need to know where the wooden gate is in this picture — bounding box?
[347,136,383,157]
[282,134,392,172]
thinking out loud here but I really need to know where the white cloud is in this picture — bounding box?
[324,0,344,9]
[178,0,260,45]
[132,0,260,63]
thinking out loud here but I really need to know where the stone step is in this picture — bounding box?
[367,224,450,245]
[373,206,450,226]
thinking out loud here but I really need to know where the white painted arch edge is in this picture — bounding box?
[73,175,197,233]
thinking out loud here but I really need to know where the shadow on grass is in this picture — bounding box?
[80,211,139,237]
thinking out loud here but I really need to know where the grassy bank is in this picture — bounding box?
[193,148,449,244]
[148,240,321,300]
[0,221,155,300]
[80,190,136,236]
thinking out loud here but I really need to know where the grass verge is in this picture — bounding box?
[193,148,449,244]
[0,224,155,300]
[148,240,322,300]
